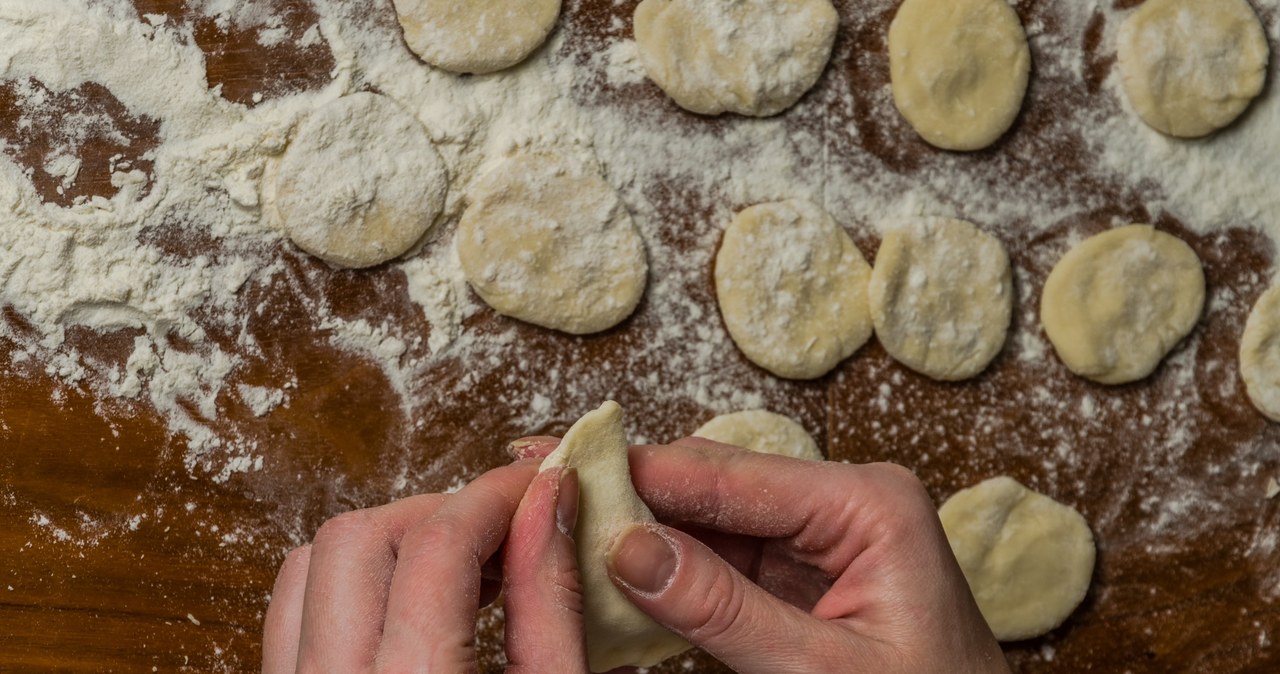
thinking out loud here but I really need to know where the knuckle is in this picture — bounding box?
[871,462,932,506]
[685,563,747,643]
[278,544,312,574]
[399,514,468,565]
[549,563,584,615]
[311,509,379,550]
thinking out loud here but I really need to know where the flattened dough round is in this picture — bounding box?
[1241,285,1280,421]
[939,476,1096,642]
[693,409,823,460]
[715,200,873,380]
[393,0,561,74]
[869,218,1012,381]
[633,0,838,117]
[457,152,648,335]
[275,93,448,269]
[1041,225,1205,385]
[888,0,1031,151]
[1117,0,1269,138]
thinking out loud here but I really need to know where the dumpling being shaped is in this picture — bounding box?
[540,401,690,672]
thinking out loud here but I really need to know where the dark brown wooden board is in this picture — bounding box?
[2,1,1278,672]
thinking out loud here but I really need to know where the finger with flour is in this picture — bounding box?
[261,545,311,674]
[291,492,448,672]
[375,461,538,670]
[503,466,590,673]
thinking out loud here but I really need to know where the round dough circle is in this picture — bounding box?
[392,0,561,75]
[633,0,839,117]
[939,476,1096,642]
[869,218,1013,381]
[456,153,648,335]
[1041,225,1205,385]
[275,93,448,269]
[693,410,823,461]
[1117,0,1269,138]
[888,0,1031,151]
[1240,286,1280,421]
[714,199,873,380]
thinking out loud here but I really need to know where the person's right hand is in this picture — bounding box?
[514,436,1009,673]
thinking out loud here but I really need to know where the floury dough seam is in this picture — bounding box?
[0,2,1276,509]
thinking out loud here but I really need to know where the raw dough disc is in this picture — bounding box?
[714,199,873,380]
[540,402,690,671]
[888,0,1031,151]
[693,409,823,460]
[1240,285,1280,421]
[1040,225,1205,385]
[392,0,561,75]
[456,152,648,335]
[633,0,839,117]
[1117,0,1269,138]
[275,93,448,269]
[939,476,1096,642]
[869,218,1013,381]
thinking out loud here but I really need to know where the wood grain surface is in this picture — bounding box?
[2,1,1279,672]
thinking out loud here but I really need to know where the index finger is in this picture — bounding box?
[627,441,918,575]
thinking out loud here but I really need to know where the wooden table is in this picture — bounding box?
[2,1,1279,671]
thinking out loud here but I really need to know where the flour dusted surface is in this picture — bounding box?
[0,0,1278,672]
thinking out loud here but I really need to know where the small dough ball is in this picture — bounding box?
[715,200,873,380]
[888,0,1031,151]
[393,0,561,74]
[1041,225,1205,385]
[275,93,448,269]
[633,0,839,117]
[693,409,823,460]
[939,476,1096,642]
[1117,0,1269,138]
[1241,285,1280,421]
[869,218,1013,381]
[457,153,648,335]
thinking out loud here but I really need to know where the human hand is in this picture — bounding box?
[514,436,1009,674]
[261,458,591,674]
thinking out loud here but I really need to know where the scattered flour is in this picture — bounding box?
[0,0,1275,621]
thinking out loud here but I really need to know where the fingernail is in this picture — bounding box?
[608,525,678,595]
[508,438,537,460]
[555,468,579,537]
[509,438,557,462]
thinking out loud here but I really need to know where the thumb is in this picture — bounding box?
[606,524,854,674]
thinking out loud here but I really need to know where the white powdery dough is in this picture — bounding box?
[456,152,648,335]
[1041,225,1205,385]
[869,217,1012,381]
[633,0,839,117]
[715,199,873,380]
[693,409,823,460]
[939,476,1096,642]
[888,0,1031,151]
[273,92,449,269]
[392,0,561,75]
[1240,285,1280,421]
[1117,0,1269,139]
[540,402,690,672]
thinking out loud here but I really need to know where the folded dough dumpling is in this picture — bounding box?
[540,401,690,671]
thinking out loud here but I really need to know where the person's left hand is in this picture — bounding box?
[261,458,589,674]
